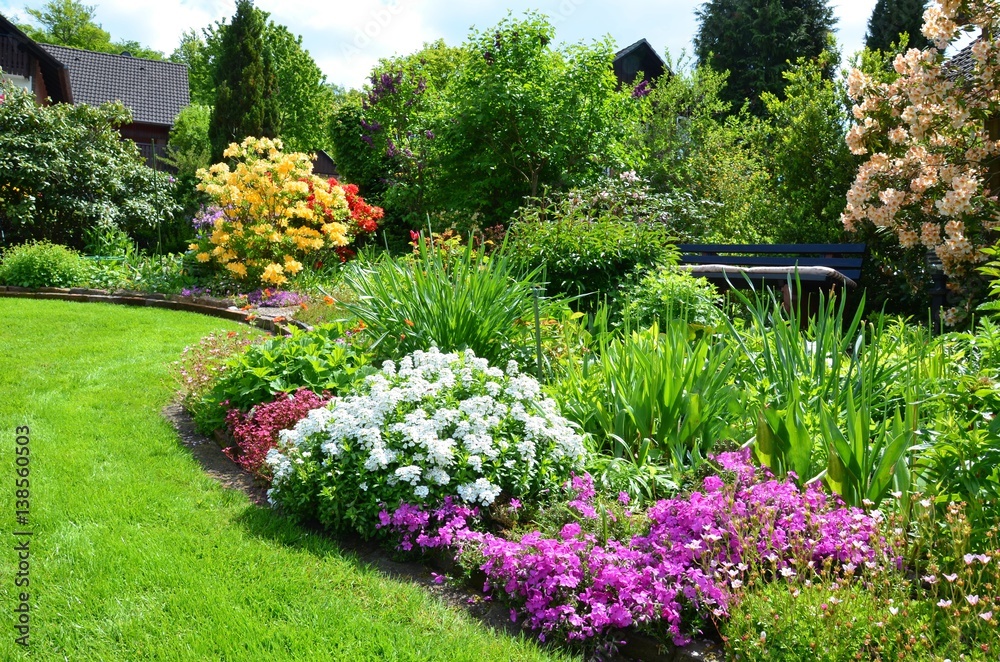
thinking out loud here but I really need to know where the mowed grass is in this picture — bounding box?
[0,299,570,661]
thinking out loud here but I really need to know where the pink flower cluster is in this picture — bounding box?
[843,0,1000,321]
[224,388,330,477]
[379,451,891,645]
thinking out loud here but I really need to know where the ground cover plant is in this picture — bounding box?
[0,299,563,661]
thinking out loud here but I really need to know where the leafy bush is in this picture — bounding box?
[266,348,587,535]
[0,241,87,288]
[0,79,178,249]
[194,322,374,433]
[622,266,724,329]
[343,234,564,367]
[189,136,380,287]
[224,388,330,478]
[507,176,676,305]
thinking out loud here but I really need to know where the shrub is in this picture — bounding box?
[506,176,676,305]
[622,266,724,329]
[266,348,587,535]
[343,234,565,367]
[0,241,87,288]
[224,388,330,478]
[0,79,178,249]
[189,136,380,287]
[195,321,374,433]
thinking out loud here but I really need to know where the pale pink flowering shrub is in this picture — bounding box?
[843,0,1000,322]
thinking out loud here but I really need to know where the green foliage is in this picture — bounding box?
[723,581,932,661]
[347,40,465,234]
[694,0,836,115]
[728,286,910,487]
[163,104,213,180]
[636,59,775,243]
[506,177,676,305]
[554,318,743,483]
[438,14,635,225]
[622,267,724,329]
[0,240,87,287]
[865,0,930,52]
[179,8,332,157]
[18,0,164,59]
[266,24,334,154]
[760,52,856,244]
[194,322,375,433]
[170,30,214,104]
[0,81,178,249]
[208,0,280,162]
[342,235,565,368]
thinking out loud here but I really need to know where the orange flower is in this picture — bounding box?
[404,319,414,327]
[299,302,308,310]
[273,316,287,323]
[323,295,335,306]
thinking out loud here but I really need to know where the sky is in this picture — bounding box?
[0,0,882,90]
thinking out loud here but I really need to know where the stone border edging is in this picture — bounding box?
[0,285,313,336]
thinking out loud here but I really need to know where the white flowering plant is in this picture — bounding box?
[265,348,587,535]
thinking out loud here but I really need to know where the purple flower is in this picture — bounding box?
[617,491,631,506]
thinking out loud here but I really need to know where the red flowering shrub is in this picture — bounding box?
[330,178,383,236]
[223,388,329,478]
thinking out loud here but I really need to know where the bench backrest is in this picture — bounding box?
[678,243,866,283]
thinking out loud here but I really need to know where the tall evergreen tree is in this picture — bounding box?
[864,0,929,53]
[694,0,836,115]
[208,0,279,162]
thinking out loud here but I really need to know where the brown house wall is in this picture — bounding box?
[32,58,48,105]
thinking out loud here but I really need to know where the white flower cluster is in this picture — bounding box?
[266,348,586,512]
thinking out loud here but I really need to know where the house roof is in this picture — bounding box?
[613,38,667,86]
[40,43,188,126]
[0,13,72,102]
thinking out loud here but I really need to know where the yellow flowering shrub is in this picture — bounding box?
[190,137,352,287]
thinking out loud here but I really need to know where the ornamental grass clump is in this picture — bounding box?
[266,348,587,535]
[189,137,381,287]
[380,450,893,646]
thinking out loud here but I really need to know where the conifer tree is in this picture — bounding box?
[864,0,930,53]
[694,0,836,115]
[208,0,279,161]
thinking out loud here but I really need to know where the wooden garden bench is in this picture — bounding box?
[677,243,866,304]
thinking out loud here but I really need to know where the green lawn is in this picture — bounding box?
[0,299,568,661]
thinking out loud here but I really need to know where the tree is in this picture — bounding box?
[177,9,332,155]
[0,79,177,249]
[637,57,775,243]
[18,0,164,59]
[266,24,334,154]
[694,0,836,114]
[760,51,857,243]
[437,13,634,225]
[864,0,930,53]
[843,0,1000,324]
[170,30,214,105]
[208,0,279,162]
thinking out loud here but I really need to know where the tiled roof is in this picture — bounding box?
[39,43,189,126]
[943,41,976,82]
